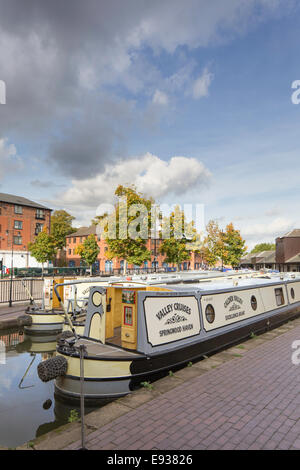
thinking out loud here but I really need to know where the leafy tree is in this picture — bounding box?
[222,223,247,267]
[28,228,56,276]
[51,210,75,250]
[75,234,100,274]
[203,220,223,267]
[159,206,196,271]
[95,185,153,274]
[251,242,275,253]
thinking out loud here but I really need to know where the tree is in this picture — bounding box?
[159,206,196,271]
[51,210,75,250]
[251,242,275,253]
[203,220,223,267]
[28,228,56,276]
[95,185,152,274]
[222,223,247,267]
[75,234,100,274]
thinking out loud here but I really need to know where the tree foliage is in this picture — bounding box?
[251,242,275,253]
[203,220,247,267]
[159,206,196,270]
[51,210,75,250]
[95,185,153,271]
[222,223,247,267]
[28,228,56,270]
[203,220,223,266]
[75,234,100,271]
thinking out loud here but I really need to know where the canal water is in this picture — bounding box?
[0,328,97,448]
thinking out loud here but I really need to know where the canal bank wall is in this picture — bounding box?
[13,315,300,451]
[0,303,32,330]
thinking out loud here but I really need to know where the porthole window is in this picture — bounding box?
[205,304,215,324]
[291,288,295,300]
[251,295,257,311]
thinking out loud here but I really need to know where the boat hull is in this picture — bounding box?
[54,304,300,402]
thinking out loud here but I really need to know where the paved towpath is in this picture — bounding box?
[18,317,300,451]
[66,321,300,450]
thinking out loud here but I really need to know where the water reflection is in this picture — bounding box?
[0,328,97,448]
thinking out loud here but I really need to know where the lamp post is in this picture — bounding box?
[6,229,14,307]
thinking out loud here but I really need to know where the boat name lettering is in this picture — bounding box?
[156,302,191,320]
[159,323,194,337]
[225,310,245,321]
[224,295,243,308]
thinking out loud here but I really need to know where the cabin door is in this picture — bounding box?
[84,287,106,343]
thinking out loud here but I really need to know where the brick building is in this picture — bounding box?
[66,225,203,273]
[0,192,52,270]
[275,229,300,272]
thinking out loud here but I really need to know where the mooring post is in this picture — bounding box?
[79,344,87,450]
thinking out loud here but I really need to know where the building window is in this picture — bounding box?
[68,249,71,255]
[35,223,43,235]
[205,304,215,324]
[80,237,82,243]
[73,237,76,243]
[36,209,45,219]
[275,288,284,306]
[14,220,23,229]
[13,236,22,245]
[14,205,22,214]
[251,295,257,311]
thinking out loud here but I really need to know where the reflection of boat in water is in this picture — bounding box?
[37,274,300,403]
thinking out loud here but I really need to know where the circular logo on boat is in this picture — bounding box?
[92,291,102,307]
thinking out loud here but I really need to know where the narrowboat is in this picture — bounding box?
[22,270,254,336]
[37,274,300,402]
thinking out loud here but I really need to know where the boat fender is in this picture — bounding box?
[57,330,75,341]
[37,356,68,382]
[17,314,33,327]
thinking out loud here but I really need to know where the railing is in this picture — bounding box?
[0,278,43,304]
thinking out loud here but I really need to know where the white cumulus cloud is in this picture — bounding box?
[58,153,211,223]
[192,67,214,99]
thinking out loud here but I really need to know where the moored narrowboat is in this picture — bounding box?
[37,275,300,402]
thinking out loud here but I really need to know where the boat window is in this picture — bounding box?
[205,304,215,324]
[251,295,257,311]
[291,287,295,300]
[275,288,284,306]
[124,306,133,326]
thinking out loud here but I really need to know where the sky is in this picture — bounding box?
[0,0,300,249]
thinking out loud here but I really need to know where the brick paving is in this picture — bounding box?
[66,323,300,450]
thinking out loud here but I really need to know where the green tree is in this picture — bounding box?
[95,185,153,274]
[222,223,247,267]
[203,220,223,267]
[251,242,275,253]
[75,234,100,274]
[51,210,75,250]
[28,228,56,276]
[159,206,196,271]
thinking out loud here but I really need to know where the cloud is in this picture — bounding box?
[0,0,292,179]
[58,153,211,222]
[152,90,169,106]
[192,67,214,99]
[0,138,22,180]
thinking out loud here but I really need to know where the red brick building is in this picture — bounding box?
[0,192,52,270]
[66,225,203,273]
[276,229,300,272]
